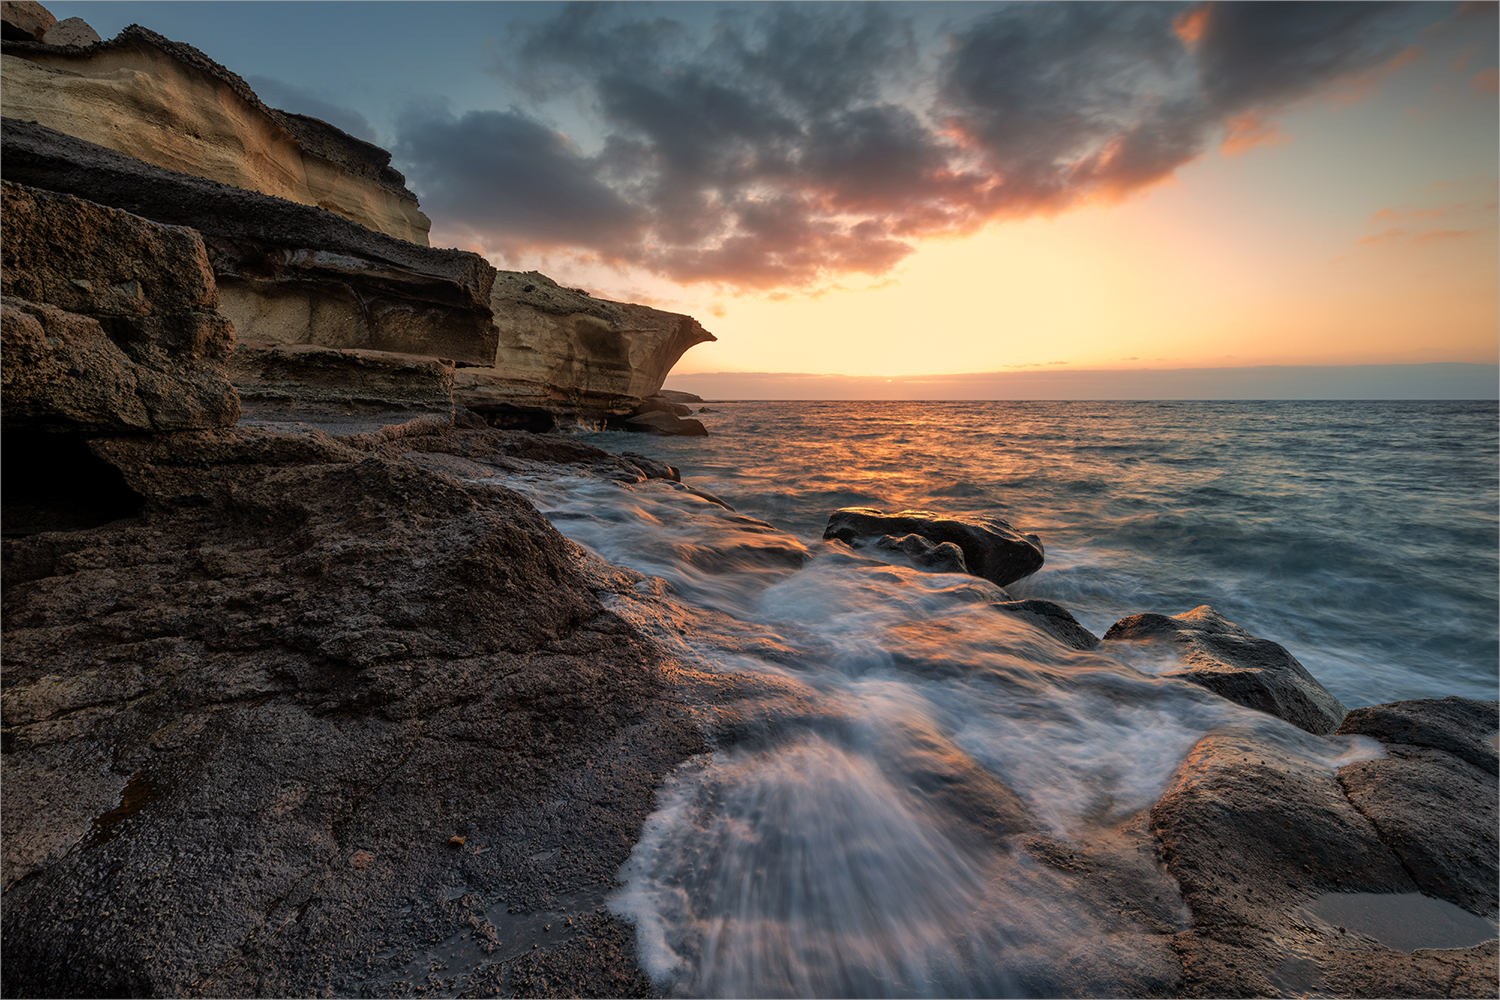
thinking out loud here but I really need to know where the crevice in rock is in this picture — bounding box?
[1,430,145,536]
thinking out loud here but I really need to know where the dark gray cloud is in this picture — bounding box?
[393,107,644,259]
[395,1,1430,289]
[247,75,379,143]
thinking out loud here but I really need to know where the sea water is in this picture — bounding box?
[496,399,1497,996]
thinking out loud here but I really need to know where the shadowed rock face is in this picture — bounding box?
[0,424,705,998]
[1103,605,1347,735]
[1,24,430,242]
[823,507,1045,588]
[1,181,239,434]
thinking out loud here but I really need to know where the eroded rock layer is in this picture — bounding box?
[1,24,431,243]
[1,119,499,366]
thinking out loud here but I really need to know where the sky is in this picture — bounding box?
[55,1,1500,394]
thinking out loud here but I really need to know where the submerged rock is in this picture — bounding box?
[992,599,1101,651]
[1103,605,1346,734]
[823,507,1044,588]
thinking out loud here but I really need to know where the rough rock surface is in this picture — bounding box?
[1150,726,1497,997]
[1336,698,1499,919]
[490,271,716,401]
[1103,605,1347,734]
[230,341,455,413]
[823,507,1045,588]
[0,423,706,998]
[38,13,95,46]
[2,119,498,365]
[0,181,238,433]
[1337,696,1499,775]
[2,22,430,242]
[1,0,55,40]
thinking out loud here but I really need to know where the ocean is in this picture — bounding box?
[497,399,1497,996]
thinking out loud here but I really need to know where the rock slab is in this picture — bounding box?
[1104,605,1346,734]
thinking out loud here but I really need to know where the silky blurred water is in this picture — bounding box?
[489,399,1496,997]
[581,399,1499,707]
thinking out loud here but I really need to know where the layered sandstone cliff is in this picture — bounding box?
[0,3,715,427]
[1,20,430,244]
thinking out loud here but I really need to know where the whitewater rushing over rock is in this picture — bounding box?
[491,460,1396,997]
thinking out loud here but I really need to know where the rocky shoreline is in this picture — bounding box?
[2,3,1495,996]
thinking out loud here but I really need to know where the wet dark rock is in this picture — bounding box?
[0,424,705,998]
[872,532,969,574]
[1337,696,1499,775]
[620,451,681,482]
[1149,727,1496,996]
[624,410,709,436]
[992,599,1101,650]
[1103,605,1346,734]
[1336,697,1499,918]
[823,507,1044,588]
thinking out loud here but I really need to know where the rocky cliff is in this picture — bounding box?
[0,3,716,425]
[1,19,432,244]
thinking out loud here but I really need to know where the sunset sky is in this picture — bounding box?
[61,1,1500,390]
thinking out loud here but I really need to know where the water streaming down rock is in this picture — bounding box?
[495,459,1409,997]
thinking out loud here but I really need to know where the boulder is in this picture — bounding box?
[1103,606,1346,735]
[0,425,705,997]
[1,0,54,40]
[1149,727,1496,996]
[1,120,498,365]
[624,410,709,436]
[992,599,1101,650]
[1335,698,1499,918]
[633,395,694,417]
[657,388,704,404]
[38,14,96,46]
[872,532,969,574]
[823,507,1044,588]
[0,181,238,433]
[229,341,455,413]
[2,22,430,242]
[620,451,681,482]
[490,271,716,401]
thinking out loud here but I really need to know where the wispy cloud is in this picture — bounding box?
[396,1,1433,291]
